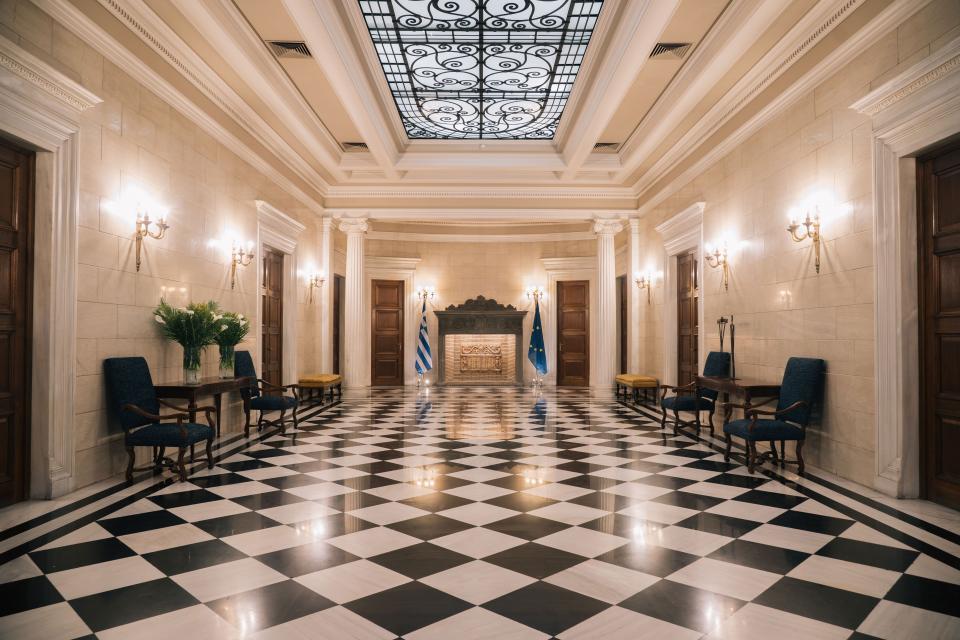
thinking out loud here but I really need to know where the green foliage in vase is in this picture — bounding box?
[209,302,250,347]
[153,299,219,348]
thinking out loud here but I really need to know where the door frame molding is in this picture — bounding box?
[0,36,100,498]
[366,256,419,385]
[851,35,960,498]
[656,202,706,387]
[542,257,598,387]
[256,200,304,385]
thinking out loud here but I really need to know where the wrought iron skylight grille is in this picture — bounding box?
[358,0,605,139]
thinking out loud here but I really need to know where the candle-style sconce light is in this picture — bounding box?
[134,205,169,272]
[704,242,730,290]
[787,206,822,273]
[416,286,436,302]
[308,273,324,303]
[230,242,255,290]
[526,286,545,301]
[635,271,653,304]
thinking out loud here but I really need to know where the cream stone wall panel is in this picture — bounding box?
[897,0,960,61]
[77,301,117,340]
[12,0,53,54]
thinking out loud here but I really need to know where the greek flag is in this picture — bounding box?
[415,298,433,374]
[528,298,548,375]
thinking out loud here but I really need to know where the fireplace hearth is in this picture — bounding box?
[435,296,527,386]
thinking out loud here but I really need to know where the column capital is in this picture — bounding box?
[338,218,368,234]
[320,216,335,230]
[593,218,623,235]
[628,217,642,232]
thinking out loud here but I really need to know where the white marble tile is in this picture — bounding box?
[97,603,242,640]
[668,557,781,600]
[787,554,902,597]
[0,601,91,640]
[0,555,42,585]
[558,607,701,640]
[706,603,850,640]
[544,559,658,604]
[857,600,960,640]
[250,606,395,640]
[326,526,421,557]
[430,527,525,558]
[296,559,411,603]
[535,527,628,557]
[171,557,287,603]
[420,560,535,605]
[257,501,339,525]
[347,502,431,525]
[168,499,250,523]
[47,555,165,599]
[740,523,834,554]
[118,523,214,554]
[407,606,549,640]
[222,525,306,556]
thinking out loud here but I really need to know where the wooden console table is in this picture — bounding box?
[154,376,252,437]
[696,376,782,423]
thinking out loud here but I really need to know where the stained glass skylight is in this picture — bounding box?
[358,0,605,139]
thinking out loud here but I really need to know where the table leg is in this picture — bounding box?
[188,398,198,425]
[214,393,223,438]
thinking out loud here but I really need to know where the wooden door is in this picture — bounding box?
[261,248,283,388]
[0,139,33,507]
[677,251,699,387]
[333,274,344,375]
[617,274,627,374]
[557,280,589,386]
[371,279,404,386]
[919,141,960,509]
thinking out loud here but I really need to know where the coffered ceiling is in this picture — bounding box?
[64,0,886,218]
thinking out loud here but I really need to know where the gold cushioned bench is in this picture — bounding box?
[615,374,659,404]
[298,374,343,402]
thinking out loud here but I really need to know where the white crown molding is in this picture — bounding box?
[256,200,307,255]
[635,0,930,216]
[172,0,345,180]
[324,186,636,201]
[35,0,326,214]
[0,34,101,113]
[87,0,331,193]
[366,230,596,244]
[615,0,786,182]
[326,208,635,222]
[366,256,422,271]
[542,256,596,272]
[655,201,704,250]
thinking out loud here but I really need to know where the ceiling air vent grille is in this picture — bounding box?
[343,142,369,152]
[649,42,692,60]
[593,142,619,152]
[267,40,311,59]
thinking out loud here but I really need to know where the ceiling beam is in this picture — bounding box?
[282,0,400,180]
[171,0,347,182]
[559,0,680,180]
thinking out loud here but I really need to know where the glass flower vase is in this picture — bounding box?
[219,345,235,379]
[182,345,202,385]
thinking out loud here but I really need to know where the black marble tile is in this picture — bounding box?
[290,513,378,539]
[370,542,472,579]
[188,473,251,488]
[885,574,960,617]
[143,539,246,575]
[635,474,699,490]
[230,491,304,511]
[769,511,854,536]
[256,541,360,577]
[596,543,699,577]
[557,474,620,490]
[815,537,919,572]
[28,538,135,574]
[206,579,335,632]
[218,459,274,472]
[386,514,474,540]
[0,576,63,616]
[484,491,558,513]
[399,492,473,513]
[485,513,573,541]
[735,489,808,509]
[707,539,809,574]
[147,489,222,509]
[69,578,199,632]
[754,577,879,629]
[97,510,186,536]
[706,473,770,489]
[580,513,655,539]
[484,542,586,579]
[260,474,325,490]
[651,490,723,512]
[344,581,471,637]
[314,492,389,511]
[483,581,609,637]
[620,578,745,633]
[194,511,282,537]
[675,512,762,538]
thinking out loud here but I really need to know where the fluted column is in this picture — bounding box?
[594,218,623,388]
[340,218,368,388]
[319,217,334,372]
[628,218,642,372]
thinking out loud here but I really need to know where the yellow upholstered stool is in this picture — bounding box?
[615,374,659,404]
[298,374,343,402]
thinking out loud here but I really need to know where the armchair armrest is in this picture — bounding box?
[258,379,299,395]
[157,399,216,413]
[751,400,807,418]
[660,381,696,401]
[122,403,189,438]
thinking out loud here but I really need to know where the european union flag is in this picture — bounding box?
[528,298,548,375]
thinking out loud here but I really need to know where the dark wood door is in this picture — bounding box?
[617,274,627,374]
[677,251,699,387]
[0,139,33,507]
[919,141,960,510]
[558,280,589,386]
[333,274,344,375]
[371,279,404,386]
[261,248,283,388]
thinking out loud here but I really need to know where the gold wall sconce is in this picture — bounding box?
[525,286,545,301]
[417,286,436,302]
[635,271,653,304]
[787,207,822,273]
[230,242,254,290]
[308,273,324,303]
[704,243,730,290]
[134,207,169,272]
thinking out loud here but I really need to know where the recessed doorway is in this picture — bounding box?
[557,280,590,386]
[261,247,284,388]
[371,279,404,386]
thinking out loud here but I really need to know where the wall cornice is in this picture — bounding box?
[0,34,101,113]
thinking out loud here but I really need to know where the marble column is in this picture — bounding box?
[318,217,334,372]
[594,218,623,388]
[340,218,368,388]
[628,217,642,373]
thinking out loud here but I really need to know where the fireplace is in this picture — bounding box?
[435,297,527,386]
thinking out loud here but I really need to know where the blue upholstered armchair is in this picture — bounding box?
[103,357,215,483]
[722,357,825,474]
[235,350,299,437]
[659,351,731,436]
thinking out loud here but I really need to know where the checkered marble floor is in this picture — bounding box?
[2,387,960,639]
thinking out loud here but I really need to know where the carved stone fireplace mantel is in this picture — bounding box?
[435,296,527,386]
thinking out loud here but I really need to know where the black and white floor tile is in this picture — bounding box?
[2,387,960,639]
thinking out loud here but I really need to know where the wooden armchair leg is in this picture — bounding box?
[672,409,680,435]
[780,440,787,466]
[278,408,287,435]
[708,410,716,437]
[796,439,806,474]
[747,440,757,474]
[694,410,702,437]
[125,446,135,484]
[724,435,732,462]
[206,438,214,468]
[190,443,196,463]
[244,409,251,438]
[769,441,778,464]
[177,447,187,481]
[660,407,667,429]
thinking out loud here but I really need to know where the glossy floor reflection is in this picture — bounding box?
[2,387,960,639]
